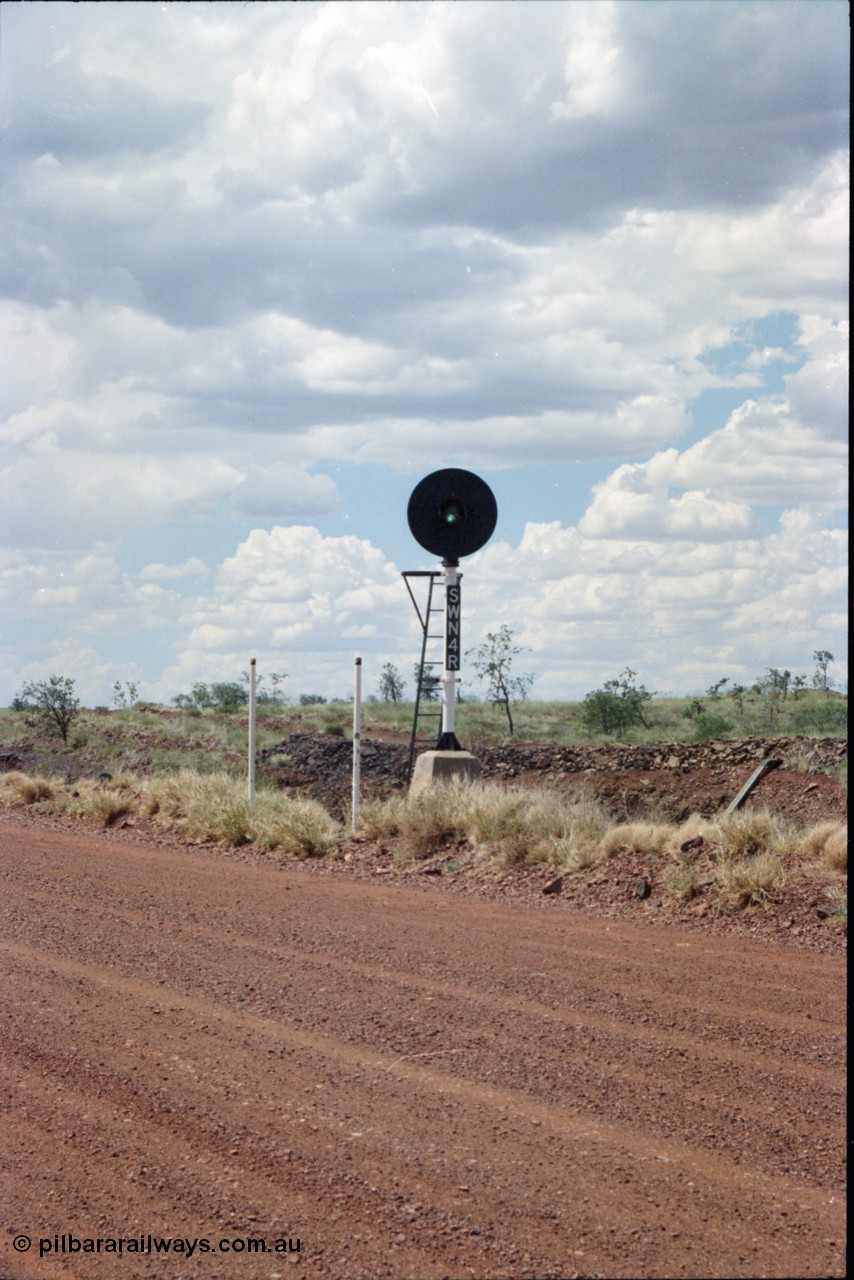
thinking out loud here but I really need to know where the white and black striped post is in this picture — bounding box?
[438,560,461,750]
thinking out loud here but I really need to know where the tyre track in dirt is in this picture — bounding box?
[1,821,846,1279]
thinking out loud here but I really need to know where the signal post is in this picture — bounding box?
[405,469,497,795]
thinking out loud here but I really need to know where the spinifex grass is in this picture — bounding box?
[798,821,847,872]
[354,784,846,912]
[140,772,340,855]
[357,782,614,870]
[1,765,846,913]
[0,770,57,806]
[714,849,787,908]
[0,767,340,856]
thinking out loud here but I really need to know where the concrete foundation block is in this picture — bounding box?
[409,750,482,797]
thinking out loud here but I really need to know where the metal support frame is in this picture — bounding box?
[402,569,445,780]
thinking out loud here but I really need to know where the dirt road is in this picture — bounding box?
[1,818,845,1279]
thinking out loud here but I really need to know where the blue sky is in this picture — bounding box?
[0,0,848,706]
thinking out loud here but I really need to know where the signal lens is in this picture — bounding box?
[439,496,465,526]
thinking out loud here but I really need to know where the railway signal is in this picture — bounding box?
[406,469,497,752]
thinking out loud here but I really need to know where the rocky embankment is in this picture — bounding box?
[259,731,847,822]
[481,733,846,774]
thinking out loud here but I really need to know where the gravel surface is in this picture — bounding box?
[1,814,845,1280]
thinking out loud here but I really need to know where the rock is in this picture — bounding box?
[543,876,563,896]
[635,878,652,900]
[680,836,704,852]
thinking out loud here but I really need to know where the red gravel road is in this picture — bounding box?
[0,819,846,1280]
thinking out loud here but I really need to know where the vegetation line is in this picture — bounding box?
[0,769,846,926]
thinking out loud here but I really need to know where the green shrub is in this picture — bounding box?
[692,712,735,741]
[792,701,848,734]
[581,670,654,737]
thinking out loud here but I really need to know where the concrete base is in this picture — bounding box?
[409,750,482,798]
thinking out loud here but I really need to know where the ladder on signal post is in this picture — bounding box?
[402,570,445,781]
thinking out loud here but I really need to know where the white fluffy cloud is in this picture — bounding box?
[152,526,410,702]
[467,508,846,697]
[579,315,848,536]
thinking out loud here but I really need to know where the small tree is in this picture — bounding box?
[18,675,80,745]
[727,683,748,717]
[209,681,248,713]
[750,667,794,727]
[112,679,139,709]
[378,662,406,703]
[581,688,635,736]
[466,624,534,735]
[766,667,792,702]
[174,681,222,712]
[692,711,735,741]
[581,669,654,738]
[812,650,835,694]
[412,663,441,702]
[242,669,288,705]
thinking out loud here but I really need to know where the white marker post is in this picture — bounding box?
[352,657,362,832]
[247,657,257,806]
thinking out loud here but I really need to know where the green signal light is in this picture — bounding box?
[439,496,465,526]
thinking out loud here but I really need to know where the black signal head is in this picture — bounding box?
[407,468,497,561]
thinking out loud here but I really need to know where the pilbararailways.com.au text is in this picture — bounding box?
[34,1233,301,1259]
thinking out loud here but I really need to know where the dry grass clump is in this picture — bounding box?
[363,785,839,914]
[2,767,340,855]
[68,771,144,827]
[395,783,472,862]
[660,811,848,909]
[715,850,787,909]
[662,856,704,903]
[354,793,406,841]
[72,778,137,828]
[356,782,614,871]
[599,821,679,860]
[524,788,613,871]
[141,771,339,856]
[798,821,847,872]
[657,811,791,909]
[714,809,796,859]
[0,771,59,806]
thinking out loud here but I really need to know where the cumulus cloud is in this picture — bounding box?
[151,510,845,704]
[578,316,848,535]
[137,558,208,583]
[466,509,846,697]
[154,525,412,700]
